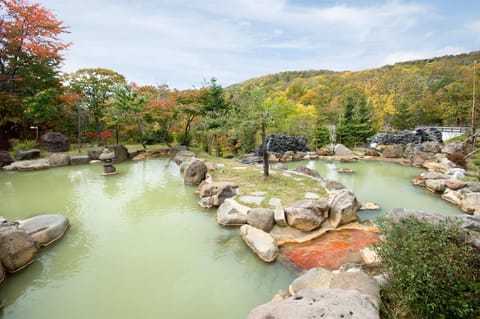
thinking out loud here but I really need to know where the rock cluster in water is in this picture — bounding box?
[370,127,443,145]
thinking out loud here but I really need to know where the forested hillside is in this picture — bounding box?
[231,51,480,132]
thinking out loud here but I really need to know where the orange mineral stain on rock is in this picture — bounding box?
[279,229,381,271]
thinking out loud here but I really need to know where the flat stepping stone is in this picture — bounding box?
[250,191,267,196]
[304,192,320,199]
[239,195,265,205]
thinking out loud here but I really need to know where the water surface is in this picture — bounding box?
[0,160,295,319]
[290,160,462,220]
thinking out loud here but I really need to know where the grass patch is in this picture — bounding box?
[199,151,326,207]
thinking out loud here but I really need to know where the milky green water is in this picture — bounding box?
[290,160,462,220]
[0,159,463,318]
[0,159,295,319]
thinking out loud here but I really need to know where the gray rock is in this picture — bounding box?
[247,288,379,319]
[41,132,70,152]
[324,179,346,191]
[111,144,129,163]
[328,189,360,228]
[288,267,334,295]
[0,151,13,167]
[285,199,329,231]
[461,193,480,214]
[0,224,37,273]
[48,153,71,167]
[274,204,288,227]
[441,189,463,206]
[173,150,195,164]
[425,179,446,193]
[334,144,352,156]
[217,198,250,226]
[240,225,278,263]
[370,128,442,145]
[14,149,40,161]
[183,159,208,186]
[88,149,102,160]
[380,144,404,158]
[441,142,466,154]
[293,166,321,178]
[422,171,449,180]
[70,155,90,165]
[412,151,433,166]
[466,182,480,193]
[18,214,69,248]
[420,141,442,153]
[330,271,380,299]
[444,179,467,190]
[4,159,50,171]
[99,148,116,161]
[247,208,275,232]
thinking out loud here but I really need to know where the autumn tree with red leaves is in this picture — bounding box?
[0,0,70,140]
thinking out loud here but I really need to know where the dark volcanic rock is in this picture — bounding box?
[0,151,13,167]
[370,127,443,145]
[41,132,70,152]
[14,149,40,160]
[265,135,310,154]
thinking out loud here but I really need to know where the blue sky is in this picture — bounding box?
[39,0,480,89]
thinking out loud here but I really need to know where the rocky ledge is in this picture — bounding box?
[0,214,69,286]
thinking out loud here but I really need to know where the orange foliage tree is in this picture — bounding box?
[0,0,70,94]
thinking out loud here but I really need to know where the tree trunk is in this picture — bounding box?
[261,119,269,176]
[214,134,220,157]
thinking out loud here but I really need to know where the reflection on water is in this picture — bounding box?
[291,160,462,219]
[0,159,295,319]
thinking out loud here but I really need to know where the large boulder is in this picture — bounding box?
[198,181,238,208]
[14,149,40,161]
[293,166,321,179]
[425,179,446,193]
[48,153,71,167]
[173,150,195,165]
[3,159,50,171]
[183,159,208,185]
[240,225,278,262]
[111,144,129,163]
[419,141,442,153]
[441,142,466,154]
[288,267,334,295]
[0,224,38,273]
[41,132,70,152]
[247,288,379,319]
[328,189,360,228]
[380,144,404,158]
[334,144,352,156]
[18,214,69,248]
[461,193,480,214]
[285,199,329,231]
[329,271,380,299]
[0,151,13,167]
[217,198,250,226]
[247,208,275,232]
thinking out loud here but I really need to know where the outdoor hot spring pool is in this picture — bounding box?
[0,158,461,318]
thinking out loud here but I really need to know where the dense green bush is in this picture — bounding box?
[9,139,37,152]
[374,216,480,319]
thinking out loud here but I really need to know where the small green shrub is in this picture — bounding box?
[374,216,480,319]
[9,139,38,152]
